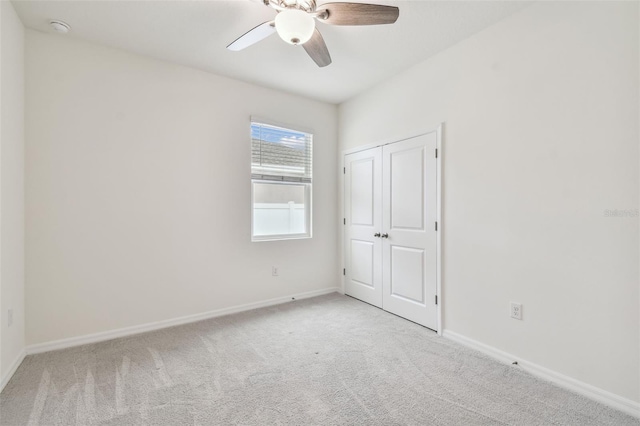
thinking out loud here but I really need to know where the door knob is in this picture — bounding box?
[381,233,389,238]
[374,232,381,237]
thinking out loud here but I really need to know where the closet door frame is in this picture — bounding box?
[340,124,443,334]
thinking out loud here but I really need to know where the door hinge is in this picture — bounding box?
[343,218,346,225]
[343,167,346,174]
[435,222,438,231]
[435,148,438,158]
[435,295,438,305]
[343,268,346,276]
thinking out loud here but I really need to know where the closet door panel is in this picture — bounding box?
[382,133,438,329]
[344,148,383,307]
[390,149,425,231]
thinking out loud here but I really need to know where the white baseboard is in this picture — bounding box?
[26,287,340,356]
[442,330,640,419]
[0,349,26,393]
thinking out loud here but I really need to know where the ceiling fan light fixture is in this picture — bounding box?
[275,9,315,45]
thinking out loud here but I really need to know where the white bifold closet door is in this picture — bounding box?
[344,132,438,330]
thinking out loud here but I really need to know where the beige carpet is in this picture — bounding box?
[1,293,638,425]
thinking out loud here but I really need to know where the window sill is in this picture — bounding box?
[251,234,312,242]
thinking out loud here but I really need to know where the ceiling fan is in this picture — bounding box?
[227,0,400,67]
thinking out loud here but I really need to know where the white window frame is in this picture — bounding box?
[250,118,313,242]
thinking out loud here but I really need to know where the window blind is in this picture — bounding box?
[251,121,313,183]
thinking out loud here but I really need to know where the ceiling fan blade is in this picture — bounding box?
[227,21,276,51]
[317,3,399,25]
[303,28,332,67]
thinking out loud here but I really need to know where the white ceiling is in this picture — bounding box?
[13,0,531,104]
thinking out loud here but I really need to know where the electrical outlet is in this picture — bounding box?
[8,309,13,327]
[272,266,278,277]
[510,302,522,320]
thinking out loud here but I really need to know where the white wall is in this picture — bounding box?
[339,2,639,403]
[25,31,339,345]
[1,0,26,381]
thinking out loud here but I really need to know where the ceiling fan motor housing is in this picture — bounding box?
[273,0,317,13]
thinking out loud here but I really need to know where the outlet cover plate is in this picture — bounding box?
[510,302,522,320]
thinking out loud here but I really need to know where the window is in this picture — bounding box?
[251,120,312,241]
